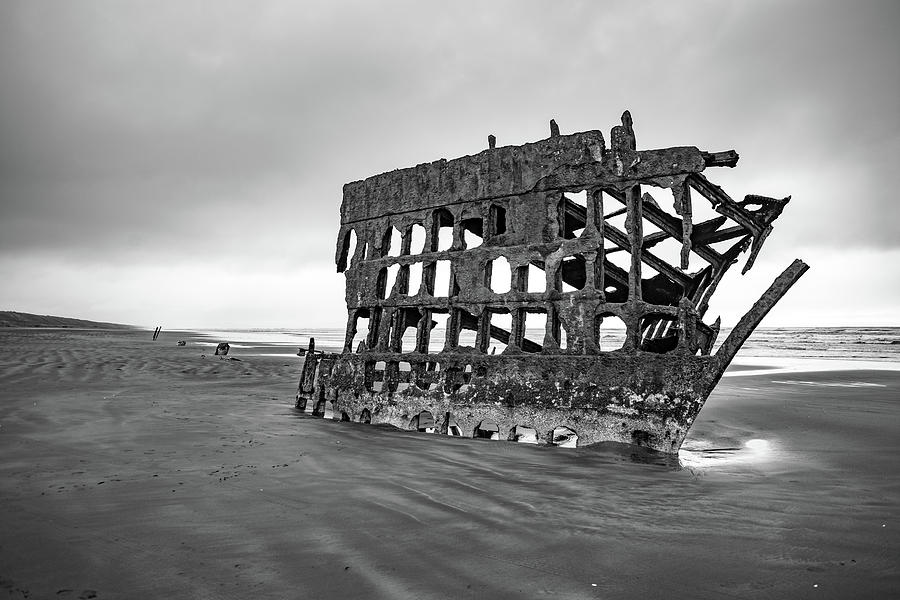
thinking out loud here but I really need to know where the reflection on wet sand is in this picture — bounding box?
[679,438,775,470]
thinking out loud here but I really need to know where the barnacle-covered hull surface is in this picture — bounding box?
[297,112,807,454]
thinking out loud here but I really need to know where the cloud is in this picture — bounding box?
[0,0,897,325]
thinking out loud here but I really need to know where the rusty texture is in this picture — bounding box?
[298,111,807,454]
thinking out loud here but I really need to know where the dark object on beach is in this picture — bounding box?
[297,337,325,357]
[215,343,230,356]
[177,340,186,346]
[296,111,808,453]
[152,326,161,341]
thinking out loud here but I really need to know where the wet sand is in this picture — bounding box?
[1,328,898,599]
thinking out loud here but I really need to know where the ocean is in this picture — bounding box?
[186,326,900,369]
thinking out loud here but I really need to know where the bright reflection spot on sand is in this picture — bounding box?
[745,438,770,452]
[679,438,776,470]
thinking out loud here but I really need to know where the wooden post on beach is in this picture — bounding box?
[299,338,317,392]
[296,338,319,411]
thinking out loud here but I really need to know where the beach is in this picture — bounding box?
[0,327,898,599]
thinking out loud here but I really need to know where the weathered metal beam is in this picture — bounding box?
[701,150,740,168]
[640,231,670,249]
[690,215,727,241]
[692,224,745,245]
[638,192,727,270]
[603,225,693,289]
[672,182,692,269]
[603,206,628,220]
[687,173,762,236]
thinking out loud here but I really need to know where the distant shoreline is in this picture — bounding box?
[0,311,134,329]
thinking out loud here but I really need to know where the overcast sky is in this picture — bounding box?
[1,0,898,328]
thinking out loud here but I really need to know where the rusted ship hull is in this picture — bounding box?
[296,112,807,454]
[304,352,716,453]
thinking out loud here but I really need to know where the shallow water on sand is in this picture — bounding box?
[0,328,898,598]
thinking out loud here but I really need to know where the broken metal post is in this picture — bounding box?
[549,119,560,137]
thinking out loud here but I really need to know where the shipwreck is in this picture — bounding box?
[296,111,808,454]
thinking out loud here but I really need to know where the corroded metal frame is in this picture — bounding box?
[297,112,807,453]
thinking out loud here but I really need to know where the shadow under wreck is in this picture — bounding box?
[296,111,808,454]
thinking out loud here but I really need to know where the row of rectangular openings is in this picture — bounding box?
[382,221,437,257]
[380,233,688,306]
[370,255,681,328]
[346,407,577,446]
[385,220,456,257]
[414,418,576,447]
[373,204,510,262]
[432,208,505,253]
[379,257,556,300]
[472,253,630,299]
[378,260,452,299]
[351,184,736,276]
[383,222,493,259]
[380,257,549,299]
[349,308,630,355]
[367,360,481,392]
[438,207,507,250]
